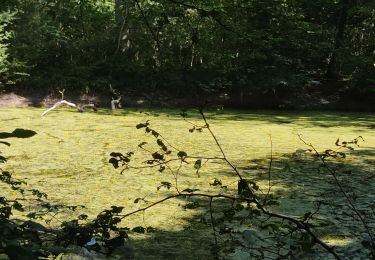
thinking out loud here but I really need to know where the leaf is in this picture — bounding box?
[151,130,159,137]
[177,151,187,159]
[210,178,222,186]
[335,138,340,146]
[0,155,7,163]
[110,152,123,157]
[238,179,252,197]
[138,142,147,148]
[182,188,199,193]
[26,212,37,219]
[109,158,119,168]
[194,159,202,170]
[303,211,312,220]
[157,181,171,190]
[111,206,124,214]
[156,139,164,147]
[152,152,164,160]
[132,226,145,233]
[78,214,88,220]
[134,198,142,203]
[136,123,146,129]
[13,201,23,211]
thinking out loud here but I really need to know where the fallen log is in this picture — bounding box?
[41,100,96,116]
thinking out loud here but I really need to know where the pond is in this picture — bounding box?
[1,107,374,259]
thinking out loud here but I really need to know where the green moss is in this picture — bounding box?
[1,107,374,258]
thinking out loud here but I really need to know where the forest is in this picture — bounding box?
[1,0,374,108]
[1,1,375,260]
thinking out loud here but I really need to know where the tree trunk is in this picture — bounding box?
[326,0,350,79]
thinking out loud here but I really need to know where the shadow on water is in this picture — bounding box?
[111,147,375,259]
[2,109,374,259]
[89,107,375,129]
[3,151,374,259]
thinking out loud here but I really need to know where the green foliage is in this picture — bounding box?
[0,0,372,105]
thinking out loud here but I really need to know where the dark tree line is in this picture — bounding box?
[0,0,374,107]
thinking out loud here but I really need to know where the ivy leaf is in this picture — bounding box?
[238,179,252,197]
[152,152,164,160]
[157,181,172,190]
[138,142,147,148]
[177,151,187,159]
[111,206,124,214]
[109,158,119,168]
[151,130,159,137]
[194,159,202,170]
[136,121,149,129]
[156,139,164,147]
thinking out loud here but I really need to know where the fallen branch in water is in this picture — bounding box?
[41,89,97,116]
[41,100,97,116]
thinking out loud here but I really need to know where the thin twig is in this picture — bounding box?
[119,193,248,220]
[299,134,375,255]
[198,109,341,259]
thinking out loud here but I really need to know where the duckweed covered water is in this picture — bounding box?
[1,107,374,259]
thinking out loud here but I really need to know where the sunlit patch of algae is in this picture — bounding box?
[0,107,374,259]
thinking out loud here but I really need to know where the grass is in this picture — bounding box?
[1,107,374,259]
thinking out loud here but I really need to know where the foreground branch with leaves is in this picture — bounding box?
[108,109,375,259]
[1,111,374,259]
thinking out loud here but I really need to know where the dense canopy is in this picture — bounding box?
[0,0,374,108]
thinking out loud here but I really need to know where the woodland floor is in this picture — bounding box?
[1,107,374,259]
